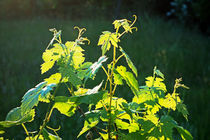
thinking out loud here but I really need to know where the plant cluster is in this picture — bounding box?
[0,16,192,140]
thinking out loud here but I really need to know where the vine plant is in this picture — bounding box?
[0,15,193,140]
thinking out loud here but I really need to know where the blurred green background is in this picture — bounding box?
[0,0,209,139]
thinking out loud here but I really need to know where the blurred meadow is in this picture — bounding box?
[0,0,209,139]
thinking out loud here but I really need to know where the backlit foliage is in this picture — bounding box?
[0,16,192,140]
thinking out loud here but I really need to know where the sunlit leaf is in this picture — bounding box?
[175,126,193,140]
[44,73,62,84]
[113,72,123,85]
[59,65,82,87]
[115,119,129,130]
[119,47,138,77]
[128,122,139,133]
[74,88,89,96]
[70,82,107,105]
[41,43,64,74]
[154,69,164,79]
[84,56,108,83]
[98,31,112,55]
[21,82,56,115]
[159,94,177,111]
[96,96,127,111]
[145,76,167,92]
[42,128,62,140]
[53,96,77,117]
[99,132,108,140]
[41,61,55,74]
[0,107,35,128]
[115,66,139,96]
[112,19,132,33]
[98,32,119,55]
[77,111,100,138]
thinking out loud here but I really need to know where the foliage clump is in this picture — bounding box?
[0,15,192,140]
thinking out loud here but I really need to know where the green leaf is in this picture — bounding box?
[113,20,121,29]
[59,65,82,87]
[0,107,35,128]
[154,68,164,79]
[53,96,77,117]
[0,130,5,134]
[80,62,93,69]
[159,115,177,139]
[65,41,85,69]
[113,72,123,85]
[42,128,62,140]
[159,94,177,111]
[44,73,62,84]
[119,47,138,77]
[115,66,139,96]
[41,61,55,74]
[122,21,132,33]
[69,82,108,105]
[112,19,132,33]
[84,56,108,83]
[77,111,100,138]
[120,132,145,140]
[54,82,107,106]
[115,119,129,130]
[41,44,64,74]
[175,126,193,140]
[177,102,189,121]
[98,31,112,55]
[110,33,119,47]
[98,32,119,55]
[21,82,56,115]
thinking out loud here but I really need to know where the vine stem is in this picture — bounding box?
[22,123,31,140]
[36,84,60,140]
[108,44,117,139]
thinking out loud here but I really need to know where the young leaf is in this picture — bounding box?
[154,68,164,79]
[53,96,77,117]
[65,41,85,69]
[112,19,132,33]
[175,126,193,140]
[145,76,167,92]
[84,56,108,83]
[119,47,138,77]
[41,43,64,74]
[0,107,35,128]
[98,31,112,55]
[98,32,119,55]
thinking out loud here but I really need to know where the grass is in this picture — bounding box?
[0,15,209,139]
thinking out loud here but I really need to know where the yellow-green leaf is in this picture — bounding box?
[44,73,62,84]
[159,94,176,111]
[53,96,77,117]
[41,61,55,74]
[119,47,138,77]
